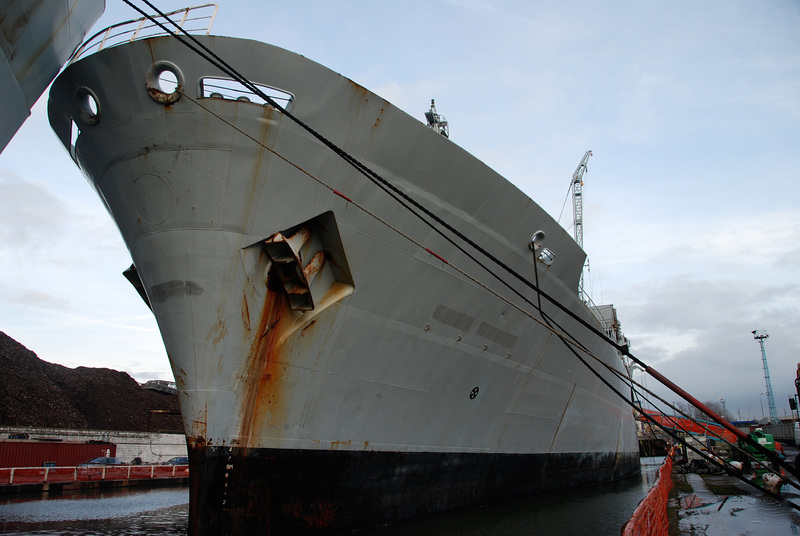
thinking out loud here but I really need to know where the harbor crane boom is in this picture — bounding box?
[572,150,592,301]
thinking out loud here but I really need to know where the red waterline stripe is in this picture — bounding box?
[425,248,447,264]
[333,190,353,203]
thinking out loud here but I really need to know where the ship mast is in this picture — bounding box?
[424,99,449,138]
[572,150,592,301]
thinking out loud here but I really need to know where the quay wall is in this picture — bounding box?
[0,426,186,465]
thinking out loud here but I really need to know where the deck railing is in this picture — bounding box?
[71,3,218,63]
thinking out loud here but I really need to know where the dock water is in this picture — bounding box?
[0,458,662,535]
[6,455,799,535]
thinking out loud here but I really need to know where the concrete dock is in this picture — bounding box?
[669,455,800,535]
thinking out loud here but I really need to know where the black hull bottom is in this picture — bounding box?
[187,444,640,535]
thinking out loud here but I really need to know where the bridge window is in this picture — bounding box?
[199,77,293,111]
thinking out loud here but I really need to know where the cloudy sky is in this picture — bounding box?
[1,0,798,422]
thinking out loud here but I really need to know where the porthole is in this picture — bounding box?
[145,61,184,104]
[74,86,100,126]
[157,70,178,93]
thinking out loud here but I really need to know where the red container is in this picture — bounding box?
[0,440,115,468]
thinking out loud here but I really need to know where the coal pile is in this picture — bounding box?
[0,331,182,433]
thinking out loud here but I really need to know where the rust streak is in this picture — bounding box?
[301,319,317,336]
[147,85,183,104]
[238,288,289,442]
[238,106,277,232]
[241,289,251,333]
[302,251,326,283]
[371,106,386,134]
[209,314,227,346]
[186,435,206,450]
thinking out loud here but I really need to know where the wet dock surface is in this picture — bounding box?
[670,455,800,535]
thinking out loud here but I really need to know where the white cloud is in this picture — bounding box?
[0,287,70,312]
[0,173,69,248]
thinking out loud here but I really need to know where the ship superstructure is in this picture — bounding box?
[48,9,638,534]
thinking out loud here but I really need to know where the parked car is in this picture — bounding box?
[79,456,123,466]
[162,456,188,465]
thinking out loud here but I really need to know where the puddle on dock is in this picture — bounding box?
[672,470,800,535]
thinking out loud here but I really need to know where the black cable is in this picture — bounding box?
[529,262,800,495]
[616,359,800,494]
[546,319,800,506]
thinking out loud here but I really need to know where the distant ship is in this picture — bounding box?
[0,0,104,153]
[48,6,639,534]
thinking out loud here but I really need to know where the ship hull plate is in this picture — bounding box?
[48,32,642,535]
[189,444,640,534]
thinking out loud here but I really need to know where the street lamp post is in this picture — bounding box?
[760,392,766,421]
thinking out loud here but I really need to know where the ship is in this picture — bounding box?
[47,6,639,534]
[0,0,104,154]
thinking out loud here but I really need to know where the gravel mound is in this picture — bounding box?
[0,331,182,432]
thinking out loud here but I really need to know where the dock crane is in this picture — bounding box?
[572,150,592,301]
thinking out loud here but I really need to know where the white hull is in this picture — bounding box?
[49,33,638,534]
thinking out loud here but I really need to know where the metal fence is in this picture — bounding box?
[621,451,674,536]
